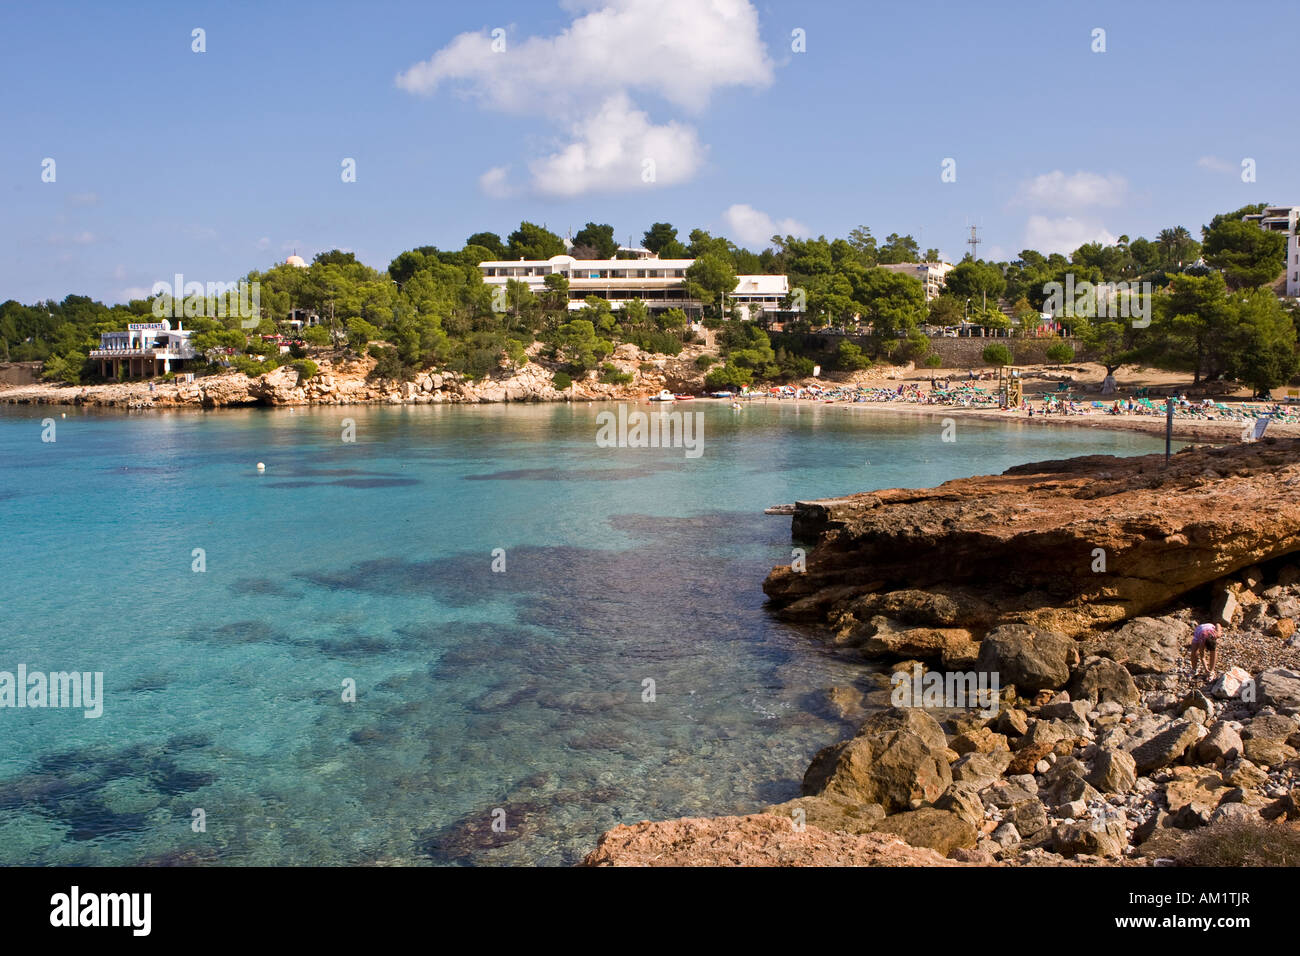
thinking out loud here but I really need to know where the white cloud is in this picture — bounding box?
[1014,170,1127,211]
[478,165,517,199]
[397,0,771,196]
[1197,155,1236,174]
[1024,216,1118,256]
[396,0,772,113]
[528,94,704,197]
[722,203,808,247]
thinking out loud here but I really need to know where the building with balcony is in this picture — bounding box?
[478,255,790,318]
[89,320,198,378]
[1242,205,1300,297]
[877,261,955,301]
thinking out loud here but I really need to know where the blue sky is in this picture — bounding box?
[2,0,1296,304]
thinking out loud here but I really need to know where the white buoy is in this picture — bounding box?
[256,462,266,472]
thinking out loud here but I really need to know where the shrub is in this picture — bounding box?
[291,359,319,381]
[1045,341,1075,364]
[599,363,633,385]
[695,354,716,370]
[1175,820,1300,867]
[982,343,1013,366]
[924,354,943,368]
[367,344,408,381]
[551,371,572,391]
[836,340,871,371]
[705,364,751,389]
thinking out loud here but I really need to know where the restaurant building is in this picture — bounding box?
[89,320,198,378]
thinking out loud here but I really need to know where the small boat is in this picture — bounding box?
[711,391,734,399]
[673,394,695,401]
[648,389,676,402]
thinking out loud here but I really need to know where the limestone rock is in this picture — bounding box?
[1196,721,1244,763]
[1086,748,1138,794]
[975,625,1079,692]
[1127,719,1200,774]
[807,730,952,812]
[872,808,978,855]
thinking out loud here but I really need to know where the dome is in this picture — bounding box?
[285,255,308,268]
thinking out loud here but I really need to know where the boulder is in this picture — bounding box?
[1196,721,1244,763]
[1068,656,1140,706]
[1258,667,1300,713]
[872,808,977,855]
[1164,768,1232,829]
[934,785,985,830]
[991,822,1021,847]
[1052,819,1128,858]
[1127,719,1201,774]
[1242,737,1297,766]
[950,727,1010,756]
[860,619,980,668]
[995,707,1029,737]
[1086,748,1138,794]
[762,794,887,835]
[1242,712,1299,740]
[975,624,1079,692]
[1081,617,1187,675]
[950,750,1013,790]
[855,707,949,754]
[1209,666,1254,700]
[807,730,952,812]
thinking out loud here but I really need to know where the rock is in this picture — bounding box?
[1258,667,1300,713]
[995,707,1029,737]
[1132,809,1168,845]
[1046,771,1101,807]
[1279,563,1300,587]
[1164,768,1232,828]
[1209,666,1254,700]
[807,730,952,812]
[580,814,974,866]
[1086,748,1138,793]
[1052,819,1128,858]
[1060,800,1088,819]
[991,822,1021,847]
[950,750,1013,790]
[1196,721,1244,763]
[762,794,886,835]
[975,625,1079,692]
[1128,719,1201,774]
[855,707,948,754]
[1212,586,1240,627]
[1040,699,1092,722]
[1273,618,1297,640]
[1018,718,1081,752]
[1178,689,1213,715]
[859,619,981,668]
[1007,741,1055,776]
[826,686,869,722]
[1068,656,1140,706]
[872,808,978,855]
[1081,617,1188,675]
[1006,797,1049,838]
[1211,803,1259,825]
[1225,759,1270,790]
[1242,712,1299,740]
[1243,737,1297,766]
[934,785,985,830]
[1261,789,1300,821]
[950,727,1009,756]
[949,847,996,863]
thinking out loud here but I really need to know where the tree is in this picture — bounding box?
[847,226,878,266]
[555,318,612,372]
[982,343,1012,366]
[685,253,737,316]
[572,222,618,259]
[1155,226,1200,270]
[1223,289,1300,397]
[877,233,921,264]
[466,232,506,259]
[927,295,963,327]
[855,268,925,338]
[836,339,871,371]
[506,222,565,261]
[1079,320,1135,375]
[705,364,752,389]
[944,260,1007,302]
[1045,341,1075,364]
[642,223,678,254]
[1202,213,1287,289]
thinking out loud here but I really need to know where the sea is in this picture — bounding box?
[0,400,1170,865]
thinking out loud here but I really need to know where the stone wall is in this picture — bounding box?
[0,362,42,386]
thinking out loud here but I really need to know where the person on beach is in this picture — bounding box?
[1190,622,1219,679]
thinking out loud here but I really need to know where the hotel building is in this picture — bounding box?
[877,261,956,301]
[89,320,198,378]
[478,255,790,319]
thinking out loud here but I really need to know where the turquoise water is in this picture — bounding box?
[0,401,1168,865]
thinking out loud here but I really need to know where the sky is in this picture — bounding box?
[2,0,1297,305]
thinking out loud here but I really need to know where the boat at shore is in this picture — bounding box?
[648,389,675,402]
[673,393,695,401]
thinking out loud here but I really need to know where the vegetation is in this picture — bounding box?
[982,343,1013,366]
[1044,342,1075,364]
[1175,820,1300,867]
[6,204,1299,395]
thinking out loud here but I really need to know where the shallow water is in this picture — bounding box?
[0,401,1169,865]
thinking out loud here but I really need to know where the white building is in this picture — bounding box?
[1242,205,1300,297]
[478,254,790,318]
[90,320,197,378]
[877,261,955,301]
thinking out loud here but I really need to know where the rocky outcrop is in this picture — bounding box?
[579,814,973,866]
[764,440,1300,637]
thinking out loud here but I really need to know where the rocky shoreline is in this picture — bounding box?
[584,440,1300,866]
[0,344,706,410]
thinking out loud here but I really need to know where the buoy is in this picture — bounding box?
[256,462,266,472]
[61,413,66,418]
